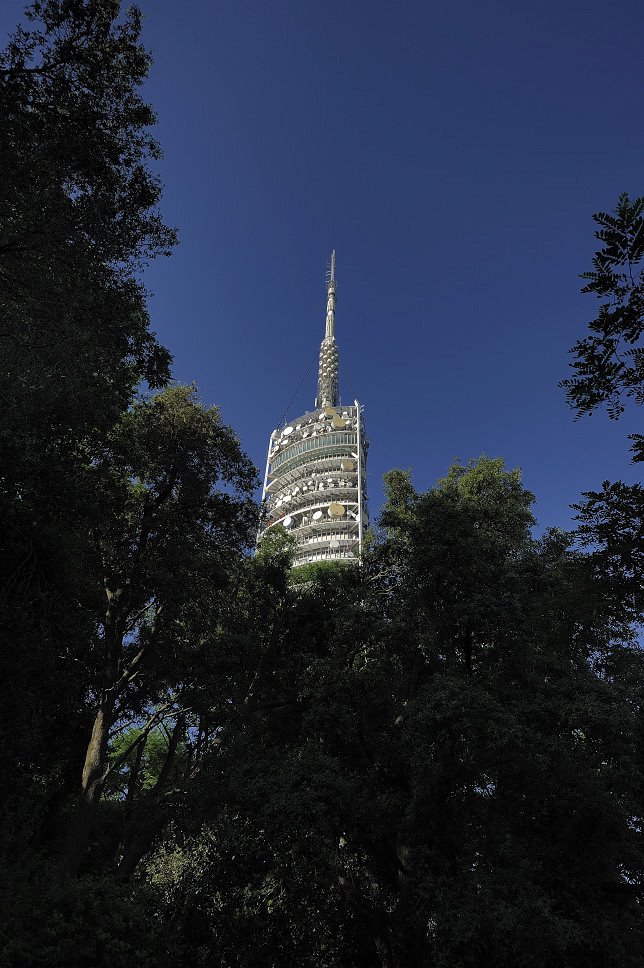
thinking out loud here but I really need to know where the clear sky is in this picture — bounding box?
[4,0,643,529]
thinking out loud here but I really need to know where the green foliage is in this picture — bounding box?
[561,192,644,458]
[52,384,258,877]
[139,458,644,968]
[0,0,175,464]
[255,524,297,569]
[573,479,644,626]
[288,557,357,586]
[0,865,179,968]
[104,726,189,800]
[0,0,259,921]
[0,0,177,859]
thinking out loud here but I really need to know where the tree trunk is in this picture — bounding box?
[59,693,114,880]
[116,810,167,880]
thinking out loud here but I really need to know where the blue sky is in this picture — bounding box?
[3,0,643,529]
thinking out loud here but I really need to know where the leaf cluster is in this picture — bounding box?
[562,193,644,458]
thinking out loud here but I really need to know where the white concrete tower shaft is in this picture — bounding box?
[316,250,339,408]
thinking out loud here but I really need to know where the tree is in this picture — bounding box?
[144,459,644,968]
[561,196,644,796]
[57,385,258,879]
[561,192,644,459]
[0,3,263,961]
[0,0,175,470]
[0,0,176,853]
[572,480,644,624]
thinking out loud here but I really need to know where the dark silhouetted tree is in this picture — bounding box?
[561,192,644,459]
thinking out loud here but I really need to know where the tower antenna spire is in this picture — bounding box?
[317,249,339,407]
[325,249,336,338]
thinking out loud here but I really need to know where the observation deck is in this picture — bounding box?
[260,404,368,566]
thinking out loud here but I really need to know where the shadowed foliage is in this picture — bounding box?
[561,192,644,460]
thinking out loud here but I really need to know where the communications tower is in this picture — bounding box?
[259,252,368,566]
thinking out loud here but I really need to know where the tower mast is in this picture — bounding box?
[325,249,336,337]
[316,249,339,408]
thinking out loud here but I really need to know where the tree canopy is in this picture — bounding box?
[138,459,643,968]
